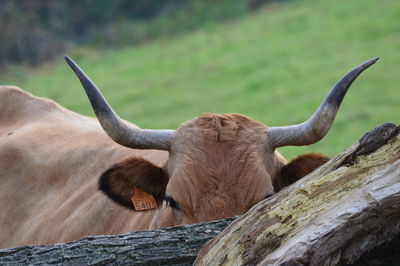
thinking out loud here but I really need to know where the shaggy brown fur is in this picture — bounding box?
[161,113,274,224]
[275,153,329,192]
[99,158,168,209]
[195,113,265,142]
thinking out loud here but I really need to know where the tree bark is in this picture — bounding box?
[0,218,236,265]
[196,123,400,266]
[0,124,398,266]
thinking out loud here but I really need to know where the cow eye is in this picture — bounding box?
[165,196,180,210]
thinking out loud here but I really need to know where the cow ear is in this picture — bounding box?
[275,153,329,192]
[99,158,168,210]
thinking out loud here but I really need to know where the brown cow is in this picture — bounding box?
[0,57,377,248]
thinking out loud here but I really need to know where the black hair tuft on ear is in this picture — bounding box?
[99,166,135,210]
[98,157,169,210]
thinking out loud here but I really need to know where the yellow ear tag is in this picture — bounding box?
[131,188,158,211]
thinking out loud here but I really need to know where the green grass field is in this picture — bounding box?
[2,0,399,159]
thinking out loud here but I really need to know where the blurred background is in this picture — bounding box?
[1,0,399,159]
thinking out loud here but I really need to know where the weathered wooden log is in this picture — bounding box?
[0,218,236,265]
[0,124,398,265]
[196,123,400,265]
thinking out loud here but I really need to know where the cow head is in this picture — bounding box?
[65,56,378,228]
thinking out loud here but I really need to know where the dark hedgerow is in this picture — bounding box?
[0,0,281,69]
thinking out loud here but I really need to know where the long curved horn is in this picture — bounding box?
[65,56,174,150]
[267,57,379,149]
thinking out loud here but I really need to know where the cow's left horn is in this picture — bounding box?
[65,56,174,150]
[267,57,379,149]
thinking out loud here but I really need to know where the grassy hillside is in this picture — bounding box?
[2,0,399,159]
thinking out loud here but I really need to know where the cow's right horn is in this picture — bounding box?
[267,57,379,149]
[65,56,174,150]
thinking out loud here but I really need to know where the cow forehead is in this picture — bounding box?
[164,113,274,220]
[167,113,270,179]
[173,113,268,145]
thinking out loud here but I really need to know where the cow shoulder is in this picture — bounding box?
[0,86,81,126]
[275,153,329,191]
[99,157,168,210]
